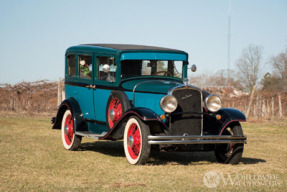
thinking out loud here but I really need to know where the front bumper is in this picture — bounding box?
[148,135,247,145]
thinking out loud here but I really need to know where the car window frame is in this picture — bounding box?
[77,53,93,83]
[65,52,78,81]
[94,53,118,87]
[65,52,94,85]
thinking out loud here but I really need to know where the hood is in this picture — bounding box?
[120,78,183,94]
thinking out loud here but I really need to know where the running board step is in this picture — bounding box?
[75,131,107,139]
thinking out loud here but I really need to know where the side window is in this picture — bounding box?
[173,61,183,78]
[79,55,92,79]
[97,56,116,82]
[142,60,151,75]
[157,61,168,72]
[67,55,76,77]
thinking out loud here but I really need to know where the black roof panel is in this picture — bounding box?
[83,44,185,53]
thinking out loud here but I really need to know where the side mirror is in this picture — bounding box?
[103,64,110,73]
[190,64,197,72]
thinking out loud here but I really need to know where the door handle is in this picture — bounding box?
[86,84,96,89]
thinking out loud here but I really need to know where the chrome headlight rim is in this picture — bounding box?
[160,95,178,113]
[204,94,222,112]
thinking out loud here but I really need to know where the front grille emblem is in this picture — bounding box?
[181,94,192,100]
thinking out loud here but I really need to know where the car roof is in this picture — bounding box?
[66,44,187,55]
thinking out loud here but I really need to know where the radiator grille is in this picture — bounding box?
[170,87,202,135]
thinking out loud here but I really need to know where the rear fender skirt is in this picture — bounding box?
[52,98,86,132]
[100,107,167,140]
[218,108,246,135]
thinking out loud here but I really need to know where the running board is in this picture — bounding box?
[75,131,107,139]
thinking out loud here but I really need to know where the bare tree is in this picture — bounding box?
[236,45,263,92]
[210,69,242,88]
[189,73,212,88]
[270,48,287,91]
[271,48,287,78]
[189,69,242,89]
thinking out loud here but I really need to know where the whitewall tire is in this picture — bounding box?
[123,116,150,165]
[61,109,81,150]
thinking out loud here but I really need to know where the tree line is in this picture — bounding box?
[0,80,58,113]
[0,45,286,118]
[191,45,286,92]
[190,45,287,119]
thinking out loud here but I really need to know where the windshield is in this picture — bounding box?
[121,60,183,79]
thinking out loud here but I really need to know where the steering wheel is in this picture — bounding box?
[153,71,172,77]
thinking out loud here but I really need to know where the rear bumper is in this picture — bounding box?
[147,135,247,145]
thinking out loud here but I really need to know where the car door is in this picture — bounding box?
[93,54,117,123]
[65,52,95,120]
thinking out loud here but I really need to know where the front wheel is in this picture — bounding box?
[61,109,82,150]
[123,116,151,165]
[214,123,244,164]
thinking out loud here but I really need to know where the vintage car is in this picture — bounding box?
[52,44,247,165]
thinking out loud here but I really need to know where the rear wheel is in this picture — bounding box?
[106,91,131,129]
[61,109,81,150]
[214,123,244,164]
[123,116,150,165]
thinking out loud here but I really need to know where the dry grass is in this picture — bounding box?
[0,113,286,191]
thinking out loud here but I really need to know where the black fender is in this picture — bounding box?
[217,108,246,135]
[100,107,167,140]
[123,107,161,121]
[52,98,87,132]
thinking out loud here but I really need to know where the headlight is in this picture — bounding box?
[160,95,178,113]
[205,94,221,112]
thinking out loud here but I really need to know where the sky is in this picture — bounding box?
[0,0,286,84]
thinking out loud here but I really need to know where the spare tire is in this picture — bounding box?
[106,91,131,129]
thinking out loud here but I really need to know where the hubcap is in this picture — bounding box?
[127,123,141,159]
[64,114,74,145]
[128,135,134,147]
[64,125,69,135]
[108,98,122,128]
[109,109,115,121]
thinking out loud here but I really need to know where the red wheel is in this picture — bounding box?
[106,91,131,129]
[126,123,141,159]
[107,98,123,128]
[124,116,150,165]
[61,109,81,150]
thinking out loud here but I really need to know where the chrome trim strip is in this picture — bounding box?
[168,84,202,95]
[148,135,247,140]
[148,140,246,145]
[148,135,247,144]
[168,85,203,135]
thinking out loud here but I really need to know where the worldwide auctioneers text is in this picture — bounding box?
[203,171,281,188]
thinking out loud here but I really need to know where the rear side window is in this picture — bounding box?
[79,55,92,79]
[67,55,76,77]
[97,56,116,82]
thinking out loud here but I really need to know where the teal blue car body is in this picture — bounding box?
[56,44,189,136]
[52,44,247,164]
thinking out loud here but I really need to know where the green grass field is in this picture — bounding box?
[0,113,286,191]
